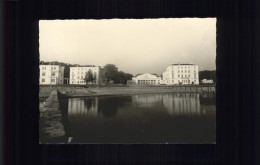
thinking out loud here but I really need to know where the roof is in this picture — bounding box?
[135,73,160,77]
[70,65,97,68]
[171,64,195,65]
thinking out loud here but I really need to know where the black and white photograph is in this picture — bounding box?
[39,18,216,144]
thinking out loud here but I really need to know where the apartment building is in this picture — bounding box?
[162,64,199,85]
[39,65,65,85]
[69,66,103,84]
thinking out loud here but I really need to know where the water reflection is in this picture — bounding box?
[68,98,98,118]
[67,93,215,118]
[61,92,216,143]
[162,93,201,116]
[132,94,163,107]
[68,97,118,118]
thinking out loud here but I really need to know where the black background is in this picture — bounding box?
[2,0,260,164]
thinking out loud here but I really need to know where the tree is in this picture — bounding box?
[199,70,216,83]
[85,70,94,86]
[102,64,118,83]
[113,71,133,84]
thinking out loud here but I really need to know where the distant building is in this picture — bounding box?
[69,66,103,85]
[201,79,214,84]
[132,73,161,85]
[162,64,199,85]
[39,65,65,85]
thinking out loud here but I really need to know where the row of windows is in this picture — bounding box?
[71,80,86,83]
[173,66,196,69]
[178,75,192,78]
[179,80,196,83]
[41,78,63,83]
[41,66,57,70]
[71,68,97,71]
[167,79,197,84]
[42,78,56,83]
[137,80,157,84]
[41,72,63,77]
[177,70,195,73]
[71,71,97,75]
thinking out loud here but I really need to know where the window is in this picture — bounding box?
[42,72,45,76]
[61,73,63,76]
[42,79,45,82]
[51,67,53,70]
[52,72,55,76]
[51,79,55,82]
[54,67,56,70]
[178,75,180,78]
[72,81,74,83]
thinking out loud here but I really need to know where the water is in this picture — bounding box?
[59,93,216,143]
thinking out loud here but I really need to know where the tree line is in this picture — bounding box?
[199,70,216,82]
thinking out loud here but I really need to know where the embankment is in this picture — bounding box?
[39,90,66,143]
[56,85,215,98]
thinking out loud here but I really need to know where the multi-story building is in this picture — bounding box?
[162,64,199,85]
[132,73,161,85]
[39,65,65,85]
[69,66,103,85]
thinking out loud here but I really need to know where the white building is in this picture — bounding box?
[201,79,214,84]
[69,66,103,85]
[39,65,65,85]
[132,73,161,85]
[162,64,199,85]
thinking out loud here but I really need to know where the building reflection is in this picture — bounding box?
[68,98,98,118]
[67,93,203,118]
[162,93,201,116]
[68,97,119,118]
[131,93,201,116]
[132,94,163,107]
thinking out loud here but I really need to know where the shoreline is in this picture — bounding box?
[56,86,215,98]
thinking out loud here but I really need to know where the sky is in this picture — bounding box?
[39,18,216,75]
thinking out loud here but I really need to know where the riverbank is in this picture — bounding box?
[54,85,215,98]
[39,90,66,143]
[39,86,53,104]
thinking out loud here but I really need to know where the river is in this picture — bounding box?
[58,93,216,143]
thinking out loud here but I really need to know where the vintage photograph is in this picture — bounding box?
[39,18,216,143]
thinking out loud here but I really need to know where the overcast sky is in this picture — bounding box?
[39,18,216,75]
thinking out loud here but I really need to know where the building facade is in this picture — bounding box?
[69,66,103,85]
[162,64,199,85]
[39,65,65,85]
[132,73,161,85]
